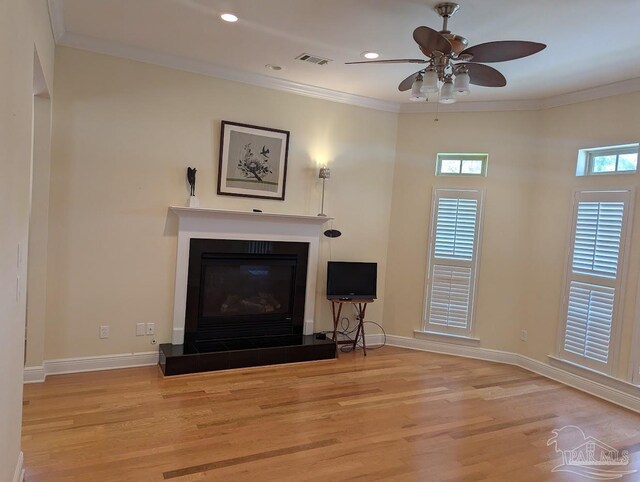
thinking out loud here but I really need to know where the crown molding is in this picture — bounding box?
[57,32,400,113]
[49,0,640,114]
[399,77,640,114]
[539,77,640,110]
[399,98,541,113]
[47,0,65,42]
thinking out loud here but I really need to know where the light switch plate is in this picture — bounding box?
[136,323,146,336]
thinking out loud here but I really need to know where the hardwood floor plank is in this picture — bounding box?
[21,346,640,481]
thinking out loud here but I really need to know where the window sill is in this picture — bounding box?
[414,330,480,345]
[548,355,640,391]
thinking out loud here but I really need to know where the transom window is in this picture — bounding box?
[436,153,488,176]
[576,144,638,176]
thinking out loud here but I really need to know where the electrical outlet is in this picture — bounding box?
[100,325,110,339]
[146,323,155,335]
[520,329,528,342]
[136,323,145,336]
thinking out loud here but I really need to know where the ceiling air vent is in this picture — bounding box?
[295,53,332,66]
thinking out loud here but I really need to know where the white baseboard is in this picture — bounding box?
[384,335,640,414]
[23,366,46,384]
[13,451,24,482]
[24,351,159,383]
[23,336,387,383]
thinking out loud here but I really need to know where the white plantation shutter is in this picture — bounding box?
[424,190,483,336]
[429,265,472,329]
[560,190,632,373]
[572,201,624,278]
[564,282,615,364]
[433,198,478,260]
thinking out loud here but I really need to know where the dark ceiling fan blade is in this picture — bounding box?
[398,70,424,92]
[413,26,452,56]
[457,62,506,87]
[460,41,546,63]
[345,59,427,65]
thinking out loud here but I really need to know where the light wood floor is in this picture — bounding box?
[22,347,640,481]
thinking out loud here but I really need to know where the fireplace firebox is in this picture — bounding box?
[185,239,308,346]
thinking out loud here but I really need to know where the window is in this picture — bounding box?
[423,189,483,337]
[436,153,488,176]
[558,190,633,373]
[576,144,639,176]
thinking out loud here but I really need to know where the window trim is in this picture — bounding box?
[422,188,485,338]
[630,281,640,386]
[576,143,639,176]
[436,153,489,177]
[555,189,634,376]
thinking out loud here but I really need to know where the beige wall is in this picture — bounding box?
[26,95,52,368]
[384,110,541,352]
[45,47,397,360]
[384,94,640,381]
[0,0,54,479]
[525,93,640,379]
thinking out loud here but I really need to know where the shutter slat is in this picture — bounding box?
[571,201,624,278]
[428,265,473,330]
[563,281,615,364]
[433,197,478,261]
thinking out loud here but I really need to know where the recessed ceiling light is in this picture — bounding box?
[362,51,379,59]
[220,13,238,22]
[265,64,283,71]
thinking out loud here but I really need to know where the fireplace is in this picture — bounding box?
[160,207,336,376]
[185,239,308,346]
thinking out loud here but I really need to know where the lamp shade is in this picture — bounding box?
[318,167,330,179]
[409,75,426,102]
[454,71,470,96]
[424,69,439,93]
[440,79,456,104]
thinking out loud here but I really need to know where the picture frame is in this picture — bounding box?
[217,121,290,200]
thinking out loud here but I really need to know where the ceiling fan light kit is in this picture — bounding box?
[347,2,546,105]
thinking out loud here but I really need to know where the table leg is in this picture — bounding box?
[331,301,343,357]
[360,303,367,356]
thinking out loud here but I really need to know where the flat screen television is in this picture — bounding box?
[326,261,377,300]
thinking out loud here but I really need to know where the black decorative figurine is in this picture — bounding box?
[187,167,197,196]
[186,167,199,207]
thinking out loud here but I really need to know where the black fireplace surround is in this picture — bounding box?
[185,239,308,345]
[159,238,335,375]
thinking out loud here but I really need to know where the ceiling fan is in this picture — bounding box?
[347,2,546,103]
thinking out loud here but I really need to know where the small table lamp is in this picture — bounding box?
[318,167,330,216]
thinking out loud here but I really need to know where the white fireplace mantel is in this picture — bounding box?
[169,207,334,345]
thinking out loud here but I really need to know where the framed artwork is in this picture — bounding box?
[217,121,290,200]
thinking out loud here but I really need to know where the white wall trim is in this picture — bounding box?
[47,0,65,42]
[24,351,159,383]
[540,78,640,110]
[24,335,640,413]
[56,32,400,113]
[384,335,640,413]
[400,99,542,113]
[12,451,24,482]
[168,207,330,344]
[23,366,46,384]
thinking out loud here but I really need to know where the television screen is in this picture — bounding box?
[327,261,377,300]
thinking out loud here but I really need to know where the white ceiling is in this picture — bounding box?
[54,0,640,107]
